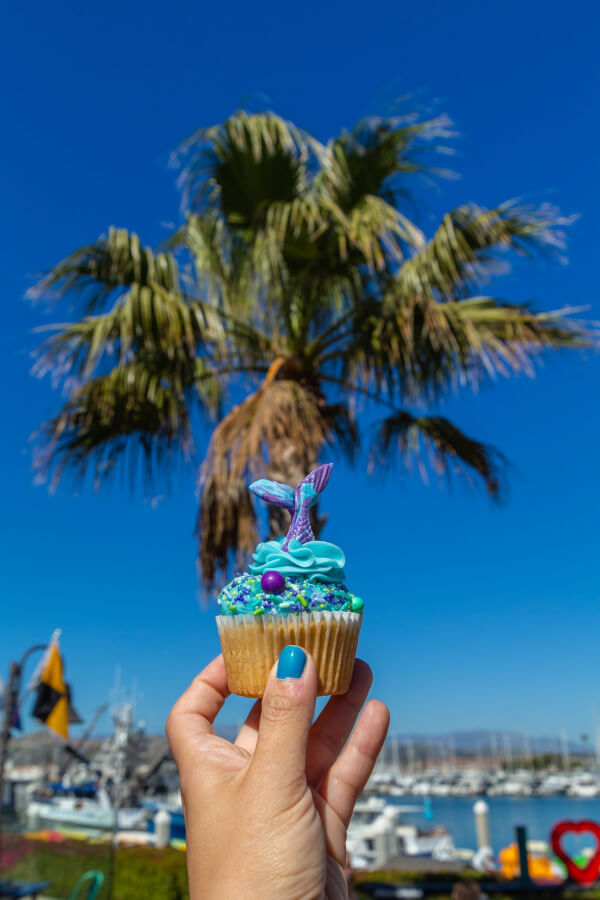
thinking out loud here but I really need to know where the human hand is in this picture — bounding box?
[166,647,389,900]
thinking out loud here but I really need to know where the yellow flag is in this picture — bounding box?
[32,640,69,739]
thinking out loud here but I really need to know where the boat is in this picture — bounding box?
[346,796,454,870]
[26,785,149,832]
[568,773,600,797]
[537,773,569,796]
[487,770,533,796]
[24,701,154,836]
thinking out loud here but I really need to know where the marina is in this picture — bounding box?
[5,665,600,882]
[368,765,600,801]
[379,793,600,857]
[8,726,600,868]
[6,706,600,898]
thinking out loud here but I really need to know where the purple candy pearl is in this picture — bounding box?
[261,570,285,594]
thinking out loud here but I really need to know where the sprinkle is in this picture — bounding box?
[279,601,292,609]
[228,604,236,611]
[253,607,264,616]
[298,596,308,608]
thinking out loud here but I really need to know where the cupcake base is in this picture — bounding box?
[216,611,362,698]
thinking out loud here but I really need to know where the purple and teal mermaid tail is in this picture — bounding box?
[248,478,294,511]
[249,463,333,548]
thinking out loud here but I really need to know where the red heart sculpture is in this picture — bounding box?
[550,820,600,885]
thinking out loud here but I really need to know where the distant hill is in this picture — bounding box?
[8,726,592,769]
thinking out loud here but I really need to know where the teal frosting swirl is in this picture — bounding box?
[249,537,346,584]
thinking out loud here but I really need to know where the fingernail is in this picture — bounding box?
[277,646,306,680]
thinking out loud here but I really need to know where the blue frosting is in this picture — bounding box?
[249,536,346,584]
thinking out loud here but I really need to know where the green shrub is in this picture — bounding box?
[2,835,189,900]
[8,840,600,900]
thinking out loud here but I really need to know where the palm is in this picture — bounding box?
[31,109,588,587]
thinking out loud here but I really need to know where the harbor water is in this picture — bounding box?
[389,795,600,853]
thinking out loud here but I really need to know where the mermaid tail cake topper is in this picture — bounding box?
[249,463,333,550]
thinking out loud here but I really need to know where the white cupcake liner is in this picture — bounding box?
[216,611,362,698]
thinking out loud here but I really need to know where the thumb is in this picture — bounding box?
[249,646,317,795]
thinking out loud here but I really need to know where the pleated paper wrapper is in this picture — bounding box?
[216,610,362,698]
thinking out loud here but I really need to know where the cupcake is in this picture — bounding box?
[216,463,364,697]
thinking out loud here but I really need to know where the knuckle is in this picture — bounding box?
[262,691,302,724]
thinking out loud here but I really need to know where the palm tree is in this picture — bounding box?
[31,109,587,588]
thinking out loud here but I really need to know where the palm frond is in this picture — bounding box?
[371,410,506,498]
[440,297,589,357]
[182,199,365,352]
[172,111,324,223]
[318,114,455,213]
[182,212,250,315]
[28,227,180,314]
[311,117,451,267]
[333,202,588,399]
[34,358,200,490]
[368,295,590,401]
[33,281,223,382]
[30,223,261,382]
[392,201,573,302]
[345,194,425,268]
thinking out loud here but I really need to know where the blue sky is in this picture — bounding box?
[1,0,599,741]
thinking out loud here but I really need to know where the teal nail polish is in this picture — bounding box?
[277,646,306,679]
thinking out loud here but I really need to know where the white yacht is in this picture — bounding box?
[537,773,569,795]
[411,780,435,796]
[346,796,454,870]
[569,773,600,797]
[451,771,489,796]
[487,770,533,796]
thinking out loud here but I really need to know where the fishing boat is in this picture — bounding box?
[26,784,149,832]
[24,702,152,836]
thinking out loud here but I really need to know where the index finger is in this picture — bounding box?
[166,655,230,758]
